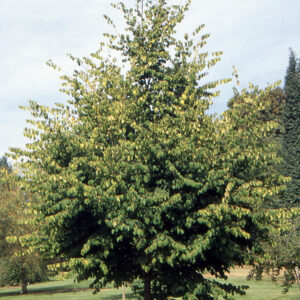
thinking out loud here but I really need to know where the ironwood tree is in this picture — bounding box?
[10,1,287,299]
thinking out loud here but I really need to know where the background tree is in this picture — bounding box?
[227,85,285,209]
[228,86,285,134]
[0,156,11,170]
[282,49,300,207]
[274,49,300,290]
[11,0,287,299]
[241,51,300,293]
[248,214,300,293]
[0,164,47,293]
[0,156,13,258]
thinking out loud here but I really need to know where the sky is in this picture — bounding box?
[1,0,300,157]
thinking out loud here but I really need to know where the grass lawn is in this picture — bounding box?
[225,277,299,300]
[0,279,137,300]
[0,270,298,299]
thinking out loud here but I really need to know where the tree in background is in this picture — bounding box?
[248,215,300,293]
[10,1,287,299]
[0,160,47,293]
[0,156,11,170]
[0,157,13,259]
[282,49,300,207]
[228,86,285,135]
[260,49,300,291]
[227,86,285,208]
[241,51,300,293]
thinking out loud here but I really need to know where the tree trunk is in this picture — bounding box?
[295,266,300,291]
[122,284,126,300]
[21,267,28,294]
[144,273,151,300]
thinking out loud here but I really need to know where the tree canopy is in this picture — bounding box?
[234,50,300,294]
[282,49,300,207]
[0,166,47,293]
[10,1,287,299]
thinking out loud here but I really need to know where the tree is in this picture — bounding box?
[248,214,300,293]
[259,50,300,292]
[236,52,300,294]
[0,157,13,257]
[228,86,285,134]
[11,1,286,299]
[0,166,47,293]
[282,49,300,207]
[227,86,286,209]
[0,156,11,170]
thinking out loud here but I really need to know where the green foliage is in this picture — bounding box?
[0,156,11,170]
[243,50,300,294]
[10,0,286,299]
[0,257,48,287]
[248,213,300,293]
[0,167,48,291]
[228,86,285,136]
[0,259,22,287]
[0,170,13,256]
[282,49,300,207]
[228,85,286,209]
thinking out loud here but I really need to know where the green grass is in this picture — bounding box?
[0,276,298,299]
[225,277,299,300]
[0,279,137,300]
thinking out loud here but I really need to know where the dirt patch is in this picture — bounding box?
[204,266,252,279]
[227,266,252,278]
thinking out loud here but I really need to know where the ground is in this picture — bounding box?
[0,268,298,299]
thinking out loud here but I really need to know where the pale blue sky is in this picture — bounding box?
[1,0,300,156]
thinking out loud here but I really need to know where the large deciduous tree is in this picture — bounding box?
[11,1,286,299]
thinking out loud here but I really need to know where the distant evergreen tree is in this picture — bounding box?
[0,156,11,171]
[282,49,300,207]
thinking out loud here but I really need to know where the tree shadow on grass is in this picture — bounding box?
[0,287,138,298]
[0,291,19,298]
[101,293,137,299]
[0,286,91,297]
